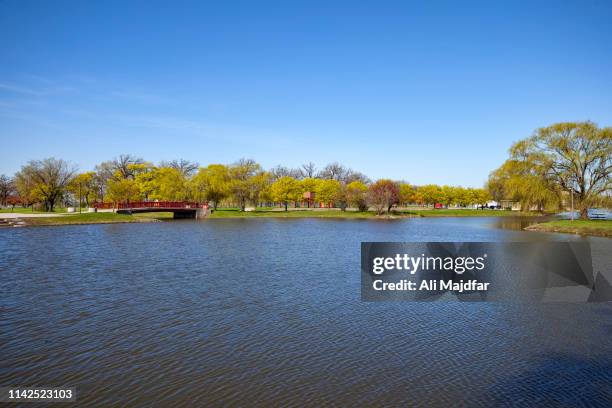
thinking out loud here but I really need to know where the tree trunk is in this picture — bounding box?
[580,207,589,220]
[284,202,288,211]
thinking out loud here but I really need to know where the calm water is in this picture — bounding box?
[1,217,611,407]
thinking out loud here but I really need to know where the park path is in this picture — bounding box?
[0,212,63,219]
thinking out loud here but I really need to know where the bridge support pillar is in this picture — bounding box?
[196,208,210,219]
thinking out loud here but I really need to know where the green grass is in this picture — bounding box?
[21,212,172,226]
[400,209,537,217]
[11,207,541,227]
[208,208,536,218]
[0,207,68,214]
[209,209,377,218]
[526,219,612,237]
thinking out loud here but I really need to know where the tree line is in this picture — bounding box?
[0,157,490,214]
[1,121,608,216]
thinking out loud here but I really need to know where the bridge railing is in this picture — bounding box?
[94,201,206,210]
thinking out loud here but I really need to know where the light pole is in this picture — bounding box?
[570,187,573,221]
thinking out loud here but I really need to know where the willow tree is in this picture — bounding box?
[488,158,559,212]
[509,122,611,218]
[148,167,190,201]
[229,159,262,211]
[191,164,231,209]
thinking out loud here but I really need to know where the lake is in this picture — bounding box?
[1,217,611,406]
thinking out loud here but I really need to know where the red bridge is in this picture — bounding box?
[94,201,209,219]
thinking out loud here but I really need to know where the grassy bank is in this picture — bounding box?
[209,209,376,218]
[21,212,173,226]
[7,208,539,227]
[0,207,67,214]
[209,208,536,218]
[404,208,537,217]
[525,220,612,237]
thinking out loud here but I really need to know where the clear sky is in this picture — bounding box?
[1,0,611,186]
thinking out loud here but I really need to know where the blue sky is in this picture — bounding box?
[1,0,611,186]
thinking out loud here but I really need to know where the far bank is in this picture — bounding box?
[0,207,540,227]
[525,220,612,237]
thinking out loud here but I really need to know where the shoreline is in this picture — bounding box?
[3,210,611,238]
[0,209,540,228]
[525,220,612,238]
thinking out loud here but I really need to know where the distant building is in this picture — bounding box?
[303,191,315,208]
[500,200,521,211]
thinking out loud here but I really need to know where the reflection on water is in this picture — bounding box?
[491,215,549,231]
[0,218,611,407]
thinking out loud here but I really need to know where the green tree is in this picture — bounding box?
[412,187,425,206]
[229,159,262,211]
[15,158,76,211]
[453,187,470,207]
[315,179,341,207]
[149,167,189,201]
[473,188,491,209]
[335,183,349,211]
[440,185,457,207]
[507,121,611,218]
[250,171,272,207]
[68,172,98,208]
[270,176,302,211]
[106,178,141,204]
[191,164,231,209]
[399,183,414,206]
[133,164,157,201]
[420,184,444,207]
[347,180,369,211]
[488,158,559,212]
[300,177,321,208]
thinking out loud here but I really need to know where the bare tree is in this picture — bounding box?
[112,154,144,179]
[270,165,303,181]
[317,162,347,181]
[0,174,15,206]
[16,158,76,211]
[160,159,199,177]
[93,161,116,202]
[344,170,370,184]
[301,162,317,178]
